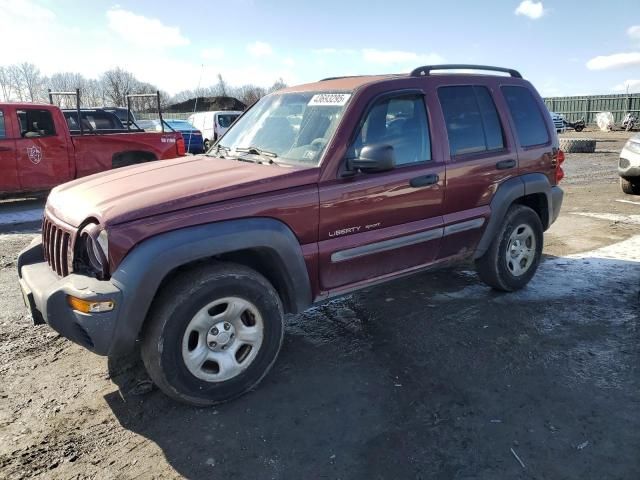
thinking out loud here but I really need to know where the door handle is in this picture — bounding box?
[496,159,516,170]
[410,174,439,188]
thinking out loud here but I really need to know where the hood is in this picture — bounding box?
[47,155,319,227]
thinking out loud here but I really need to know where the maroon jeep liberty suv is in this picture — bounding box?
[18,65,564,405]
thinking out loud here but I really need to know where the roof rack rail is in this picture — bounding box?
[319,73,402,81]
[410,64,522,79]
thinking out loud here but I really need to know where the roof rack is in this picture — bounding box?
[410,64,522,78]
[319,73,402,81]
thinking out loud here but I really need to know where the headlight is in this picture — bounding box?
[97,229,108,257]
[624,140,640,155]
[78,223,109,278]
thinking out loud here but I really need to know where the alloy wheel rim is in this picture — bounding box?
[506,224,536,277]
[181,297,264,382]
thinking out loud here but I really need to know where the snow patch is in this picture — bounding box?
[434,235,640,302]
[571,212,640,225]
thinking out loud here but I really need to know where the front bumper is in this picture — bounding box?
[618,147,640,178]
[18,238,122,356]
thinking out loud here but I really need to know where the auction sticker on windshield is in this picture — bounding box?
[308,93,351,106]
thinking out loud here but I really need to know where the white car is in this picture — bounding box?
[188,111,243,150]
[619,133,640,194]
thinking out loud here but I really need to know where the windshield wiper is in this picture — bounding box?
[206,144,230,157]
[235,146,279,164]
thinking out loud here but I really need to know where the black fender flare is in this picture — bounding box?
[473,174,554,259]
[108,217,312,355]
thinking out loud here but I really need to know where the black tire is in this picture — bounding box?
[575,125,584,132]
[141,262,284,406]
[475,204,544,292]
[204,139,211,151]
[620,177,640,195]
[559,138,596,153]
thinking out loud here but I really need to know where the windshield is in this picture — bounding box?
[217,92,351,166]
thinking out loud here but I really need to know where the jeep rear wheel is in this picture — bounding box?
[141,263,284,406]
[475,204,543,292]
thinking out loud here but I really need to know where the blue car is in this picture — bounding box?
[164,119,205,154]
[140,119,205,154]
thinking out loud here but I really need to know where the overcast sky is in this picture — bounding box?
[1,0,639,96]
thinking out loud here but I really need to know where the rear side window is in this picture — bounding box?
[0,111,5,138]
[438,86,504,156]
[16,109,56,137]
[502,86,550,147]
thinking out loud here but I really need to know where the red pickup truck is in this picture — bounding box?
[0,103,185,195]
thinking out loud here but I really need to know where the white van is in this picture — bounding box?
[188,111,243,150]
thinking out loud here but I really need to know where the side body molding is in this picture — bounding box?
[109,218,312,355]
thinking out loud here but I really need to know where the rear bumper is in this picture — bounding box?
[550,186,563,226]
[17,238,122,356]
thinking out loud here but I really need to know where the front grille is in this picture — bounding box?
[42,214,74,277]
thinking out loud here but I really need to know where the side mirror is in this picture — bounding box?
[348,144,396,173]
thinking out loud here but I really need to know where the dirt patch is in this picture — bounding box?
[0,133,639,478]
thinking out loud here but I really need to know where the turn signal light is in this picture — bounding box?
[67,296,115,313]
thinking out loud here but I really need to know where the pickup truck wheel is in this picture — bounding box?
[620,177,640,195]
[140,263,284,406]
[475,204,543,292]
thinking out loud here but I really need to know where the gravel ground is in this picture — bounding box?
[0,130,639,479]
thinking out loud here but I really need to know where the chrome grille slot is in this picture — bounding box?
[42,213,74,277]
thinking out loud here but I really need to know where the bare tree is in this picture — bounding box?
[48,72,87,106]
[268,78,287,93]
[101,68,137,106]
[0,66,13,101]
[7,65,25,101]
[235,84,266,107]
[83,79,106,107]
[18,63,43,101]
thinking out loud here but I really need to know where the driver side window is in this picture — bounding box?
[352,94,431,166]
[16,109,56,138]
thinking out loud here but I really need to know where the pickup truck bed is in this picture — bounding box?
[0,102,184,195]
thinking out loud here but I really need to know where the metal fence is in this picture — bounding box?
[544,93,640,124]
[137,112,192,120]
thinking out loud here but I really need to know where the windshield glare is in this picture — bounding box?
[218,92,351,165]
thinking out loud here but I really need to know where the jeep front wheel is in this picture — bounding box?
[141,263,284,406]
[475,204,543,292]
